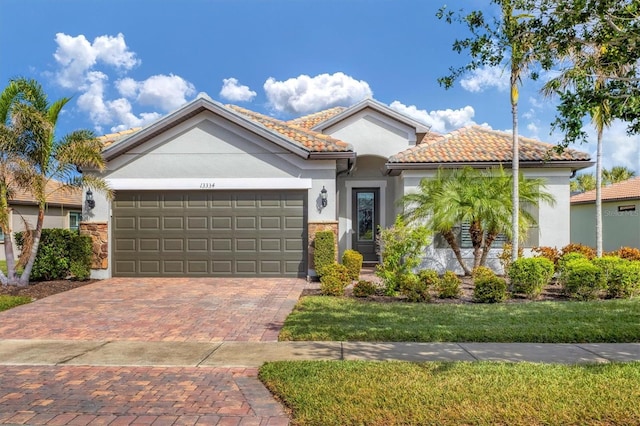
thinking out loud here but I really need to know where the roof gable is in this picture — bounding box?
[10,179,81,207]
[310,98,430,134]
[571,176,640,204]
[101,95,354,162]
[387,125,591,170]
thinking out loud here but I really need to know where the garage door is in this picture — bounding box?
[112,190,307,277]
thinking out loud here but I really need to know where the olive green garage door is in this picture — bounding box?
[112,190,307,277]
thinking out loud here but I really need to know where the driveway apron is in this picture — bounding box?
[0,277,308,425]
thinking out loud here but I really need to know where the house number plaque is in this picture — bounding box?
[199,182,216,189]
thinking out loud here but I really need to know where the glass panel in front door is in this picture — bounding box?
[357,192,375,241]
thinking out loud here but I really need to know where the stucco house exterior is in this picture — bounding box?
[0,181,82,261]
[83,94,592,278]
[571,177,640,252]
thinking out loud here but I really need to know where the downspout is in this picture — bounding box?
[336,156,356,177]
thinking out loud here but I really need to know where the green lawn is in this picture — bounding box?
[260,361,640,425]
[280,296,640,342]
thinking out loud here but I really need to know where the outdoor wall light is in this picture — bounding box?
[86,189,95,210]
[320,186,328,208]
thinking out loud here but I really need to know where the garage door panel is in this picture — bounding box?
[112,190,306,277]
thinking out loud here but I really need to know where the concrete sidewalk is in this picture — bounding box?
[1,339,639,367]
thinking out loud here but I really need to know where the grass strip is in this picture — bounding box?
[0,295,32,312]
[280,296,640,342]
[260,360,640,426]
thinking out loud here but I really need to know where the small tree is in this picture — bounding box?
[375,215,431,295]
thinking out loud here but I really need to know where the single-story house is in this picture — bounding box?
[571,177,640,252]
[83,94,592,278]
[0,181,82,261]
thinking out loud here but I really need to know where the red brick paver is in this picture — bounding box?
[0,366,288,425]
[0,278,306,342]
[0,277,308,424]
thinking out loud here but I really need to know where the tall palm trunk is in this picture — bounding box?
[595,127,603,257]
[18,207,44,286]
[442,229,472,275]
[511,70,520,263]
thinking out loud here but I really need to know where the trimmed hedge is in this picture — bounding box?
[342,249,363,281]
[314,231,335,278]
[508,257,555,299]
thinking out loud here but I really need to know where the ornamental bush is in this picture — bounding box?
[560,243,596,259]
[616,247,640,261]
[531,246,561,266]
[473,274,508,303]
[606,261,640,299]
[400,273,431,302]
[591,256,626,284]
[508,257,555,299]
[352,280,378,297]
[15,228,92,281]
[418,269,440,288]
[375,215,431,296]
[436,271,461,299]
[319,263,350,296]
[341,249,363,281]
[560,258,606,300]
[557,252,588,277]
[314,230,335,278]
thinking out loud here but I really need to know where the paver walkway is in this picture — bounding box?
[0,277,309,425]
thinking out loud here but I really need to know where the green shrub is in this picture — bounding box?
[607,261,640,299]
[418,269,440,288]
[472,266,496,281]
[508,257,555,299]
[473,275,508,303]
[400,273,431,302]
[341,249,363,281]
[591,256,626,284]
[15,228,92,281]
[436,271,461,299]
[319,263,350,296]
[375,215,431,296]
[352,280,378,297]
[557,252,588,277]
[314,231,335,278]
[560,258,606,300]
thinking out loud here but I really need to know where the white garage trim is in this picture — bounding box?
[106,178,313,190]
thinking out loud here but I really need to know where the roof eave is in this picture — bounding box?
[384,160,595,174]
[308,151,357,160]
[571,195,640,205]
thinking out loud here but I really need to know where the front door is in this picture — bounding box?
[352,188,380,262]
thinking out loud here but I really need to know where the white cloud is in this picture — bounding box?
[460,66,509,93]
[555,120,640,173]
[264,72,373,114]
[135,74,195,112]
[220,78,256,102]
[52,32,195,132]
[389,101,477,133]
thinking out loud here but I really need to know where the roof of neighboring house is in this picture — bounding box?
[386,125,592,170]
[571,177,640,204]
[9,180,82,207]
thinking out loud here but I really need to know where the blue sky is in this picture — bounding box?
[2,0,639,173]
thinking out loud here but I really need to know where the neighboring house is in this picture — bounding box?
[0,181,82,261]
[571,177,640,252]
[84,94,592,278]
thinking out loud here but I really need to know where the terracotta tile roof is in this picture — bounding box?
[419,131,443,144]
[571,177,640,204]
[388,125,591,164]
[226,105,352,152]
[287,107,346,129]
[10,180,82,207]
[98,127,142,148]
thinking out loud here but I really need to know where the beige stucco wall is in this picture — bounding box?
[0,204,81,261]
[571,200,640,252]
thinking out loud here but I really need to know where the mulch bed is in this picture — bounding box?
[0,279,98,300]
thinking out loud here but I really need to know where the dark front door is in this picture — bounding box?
[352,188,379,262]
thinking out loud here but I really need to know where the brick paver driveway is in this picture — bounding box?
[0,277,308,425]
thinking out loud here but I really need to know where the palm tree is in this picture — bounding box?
[603,166,635,185]
[0,78,111,286]
[401,166,554,275]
